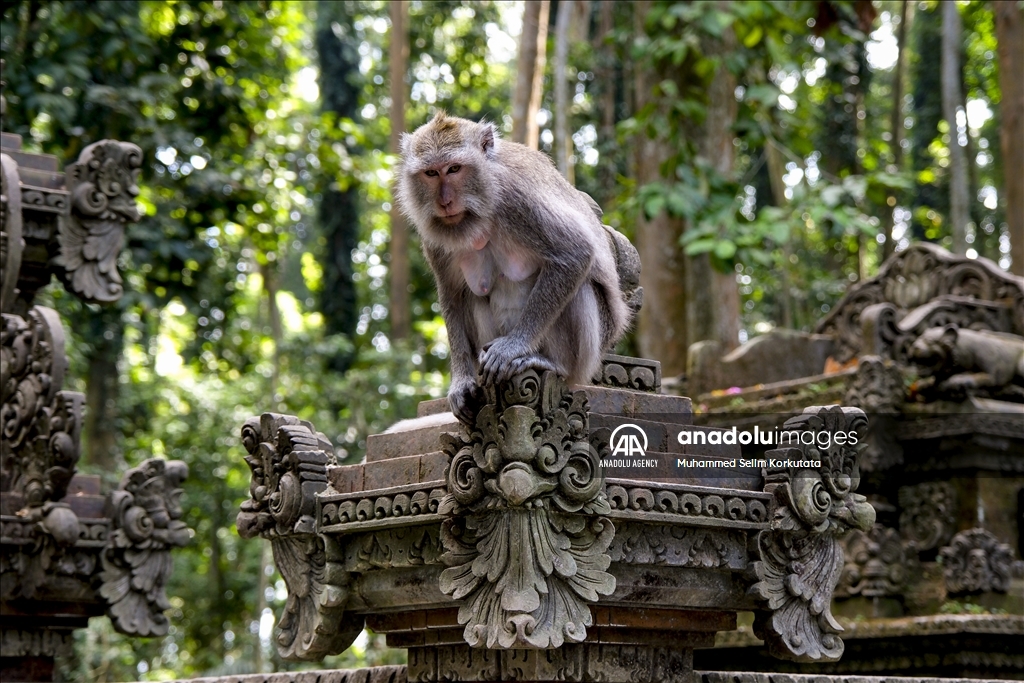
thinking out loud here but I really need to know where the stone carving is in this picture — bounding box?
[57,140,142,304]
[593,354,661,392]
[0,628,73,659]
[817,242,1024,363]
[608,523,746,569]
[100,458,190,636]
[320,483,446,533]
[752,406,876,662]
[845,356,904,413]
[835,524,912,598]
[1,152,23,312]
[844,356,904,472]
[898,482,956,552]
[939,528,1014,595]
[605,480,770,528]
[437,369,616,649]
[1,306,82,508]
[908,325,1024,398]
[237,413,363,660]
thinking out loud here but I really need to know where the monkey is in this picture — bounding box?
[394,111,638,424]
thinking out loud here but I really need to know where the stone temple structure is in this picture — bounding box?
[689,243,1024,679]
[1,94,191,680]
[235,350,880,682]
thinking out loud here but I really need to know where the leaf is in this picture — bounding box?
[714,240,737,261]
[684,238,717,255]
[643,194,666,219]
[743,25,764,48]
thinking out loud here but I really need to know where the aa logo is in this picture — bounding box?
[610,423,648,457]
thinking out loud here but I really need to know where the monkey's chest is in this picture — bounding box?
[457,244,537,297]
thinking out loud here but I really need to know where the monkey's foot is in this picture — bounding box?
[479,337,566,385]
[449,379,485,425]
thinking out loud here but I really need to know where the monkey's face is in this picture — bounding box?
[395,112,499,252]
[421,162,469,225]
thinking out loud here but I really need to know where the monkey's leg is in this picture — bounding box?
[543,283,602,386]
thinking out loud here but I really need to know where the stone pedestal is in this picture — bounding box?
[238,357,875,681]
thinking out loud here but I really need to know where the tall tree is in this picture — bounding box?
[553,0,574,181]
[883,0,910,261]
[632,1,688,374]
[687,0,740,351]
[995,0,1024,274]
[389,0,411,339]
[316,0,362,363]
[941,0,969,254]
[511,0,549,148]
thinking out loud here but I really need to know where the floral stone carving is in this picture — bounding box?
[752,406,876,662]
[438,369,616,649]
[100,458,190,636]
[1,306,82,508]
[836,524,913,598]
[939,528,1014,595]
[57,140,142,304]
[237,413,363,660]
[898,481,956,552]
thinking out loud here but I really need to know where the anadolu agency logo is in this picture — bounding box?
[603,424,659,468]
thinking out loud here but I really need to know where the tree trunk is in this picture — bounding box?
[511,0,550,149]
[553,0,574,181]
[315,1,361,366]
[687,1,740,351]
[596,1,617,204]
[633,0,688,376]
[941,0,969,255]
[389,0,411,339]
[883,0,909,262]
[82,310,123,477]
[995,1,1024,274]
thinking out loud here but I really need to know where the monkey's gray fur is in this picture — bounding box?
[395,111,639,423]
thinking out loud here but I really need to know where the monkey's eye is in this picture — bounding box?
[425,169,440,177]
[447,165,462,174]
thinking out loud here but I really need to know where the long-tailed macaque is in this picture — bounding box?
[395,111,637,423]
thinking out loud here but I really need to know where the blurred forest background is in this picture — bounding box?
[1,0,1021,679]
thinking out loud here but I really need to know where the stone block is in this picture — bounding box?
[326,464,363,494]
[66,475,101,496]
[418,451,448,483]
[366,422,458,461]
[363,456,421,491]
[417,397,451,417]
[583,386,637,416]
[634,393,693,424]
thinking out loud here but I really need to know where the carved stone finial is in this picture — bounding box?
[57,140,142,304]
[438,369,616,649]
[100,458,190,636]
[1,306,82,509]
[752,406,876,662]
[237,413,363,661]
[939,528,1014,595]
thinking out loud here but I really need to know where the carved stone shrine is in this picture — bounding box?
[239,347,878,681]
[689,243,1024,679]
[1,104,191,680]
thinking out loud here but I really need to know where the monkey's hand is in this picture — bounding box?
[479,337,566,385]
[448,377,484,425]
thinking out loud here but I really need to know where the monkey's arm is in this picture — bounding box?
[425,246,483,422]
[479,216,594,384]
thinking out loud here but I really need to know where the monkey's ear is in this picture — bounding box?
[479,122,498,160]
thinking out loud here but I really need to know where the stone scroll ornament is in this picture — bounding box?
[438,369,616,649]
[57,140,142,304]
[1,306,82,506]
[752,406,876,662]
[236,413,364,660]
[100,458,190,636]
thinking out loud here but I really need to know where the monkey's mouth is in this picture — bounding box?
[439,211,466,225]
